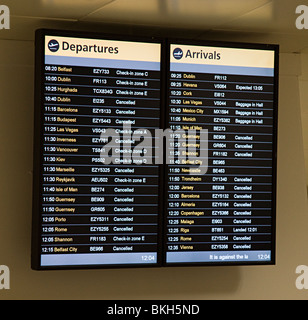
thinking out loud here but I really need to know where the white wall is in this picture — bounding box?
[0,38,308,300]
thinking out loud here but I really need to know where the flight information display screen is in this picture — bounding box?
[165,41,278,265]
[32,30,278,270]
[32,30,163,269]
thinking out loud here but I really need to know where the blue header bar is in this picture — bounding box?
[45,55,161,71]
[171,62,274,77]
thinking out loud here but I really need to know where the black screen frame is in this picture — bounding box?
[163,38,279,267]
[32,29,279,270]
[31,28,166,270]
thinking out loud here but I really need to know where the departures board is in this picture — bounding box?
[31,30,278,270]
[32,30,164,269]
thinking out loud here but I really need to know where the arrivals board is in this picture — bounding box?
[165,41,278,265]
[32,30,163,269]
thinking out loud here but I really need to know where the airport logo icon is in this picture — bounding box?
[48,39,60,52]
[173,48,184,60]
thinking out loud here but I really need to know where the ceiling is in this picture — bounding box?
[1,0,308,53]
